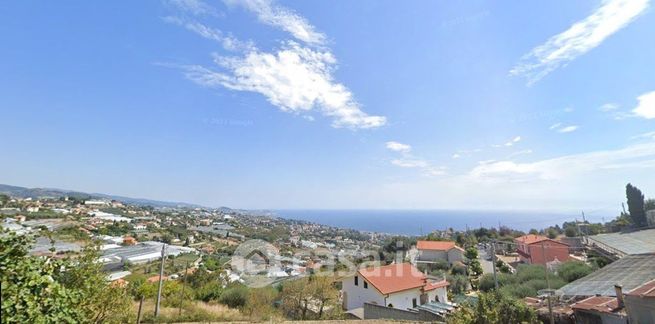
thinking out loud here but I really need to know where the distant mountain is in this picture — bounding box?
[0,184,209,209]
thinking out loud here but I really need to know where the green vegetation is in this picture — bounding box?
[447,291,538,324]
[1,231,132,323]
[627,183,648,227]
[557,260,594,283]
[479,264,566,298]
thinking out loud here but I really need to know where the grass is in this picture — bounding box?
[134,299,246,323]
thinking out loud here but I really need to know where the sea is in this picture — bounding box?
[273,209,601,236]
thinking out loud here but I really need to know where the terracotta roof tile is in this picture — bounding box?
[515,234,549,244]
[357,263,448,295]
[416,240,457,251]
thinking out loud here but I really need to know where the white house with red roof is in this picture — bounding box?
[340,263,449,312]
[415,240,465,266]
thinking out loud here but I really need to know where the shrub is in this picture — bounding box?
[557,261,593,283]
[447,274,469,295]
[451,263,467,276]
[196,281,224,302]
[219,285,248,308]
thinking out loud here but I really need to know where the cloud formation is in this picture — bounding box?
[550,123,579,133]
[181,42,386,128]
[632,90,655,119]
[469,141,655,181]
[510,0,649,85]
[386,141,412,153]
[224,0,326,45]
[166,0,385,129]
[385,141,446,176]
[167,0,221,16]
[599,103,619,112]
[163,17,254,51]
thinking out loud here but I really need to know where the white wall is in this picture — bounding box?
[341,275,385,310]
[426,287,448,304]
[386,288,422,310]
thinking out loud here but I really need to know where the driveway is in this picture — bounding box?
[478,249,495,274]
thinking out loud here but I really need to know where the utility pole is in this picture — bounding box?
[155,244,167,317]
[541,242,554,324]
[136,296,144,324]
[491,239,498,289]
[178,262,189,316]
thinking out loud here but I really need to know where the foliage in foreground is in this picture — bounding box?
[0,231,132,324]
[448,291,538,324]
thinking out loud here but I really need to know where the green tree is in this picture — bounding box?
[0,231,132,323]
[626,183,647,227]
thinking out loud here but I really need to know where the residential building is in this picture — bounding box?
[571,295,627,324]
[515,234,569,265]
[415,240,464,265]
[624,279,655,324]
[558,253,655,298]
[341,263,449,312]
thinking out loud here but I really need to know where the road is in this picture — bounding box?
[478,249,495,274]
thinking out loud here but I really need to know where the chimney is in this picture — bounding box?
[614,284,624,308]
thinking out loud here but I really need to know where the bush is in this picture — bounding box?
[557,261,593,283]
[499,284,536,298]
[196,281,224,302]
[516,264,550,282]
[451,263,467,276]
[434,259,450,270]
[219,285,248,308]
[447,274,469,295]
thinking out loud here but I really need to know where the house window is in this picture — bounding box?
[412,298,417,308]
[354,276,358,286]
[364,281,368,289]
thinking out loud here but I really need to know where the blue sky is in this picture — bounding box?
[1,0,654,214]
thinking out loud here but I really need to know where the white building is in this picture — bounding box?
[415,241,465,266]
[134,224,147,232]
[85,200,109,206]
[340,263,449,311]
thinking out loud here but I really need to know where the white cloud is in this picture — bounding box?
[391,159,428,168]
[632,90,655,119]
[599,103,619,111]
[166,0,220,16]
[167,0,384,129]
[632,131,655,140]
[510,0,649,85]
[558,125,579,133]
[549,122,562,130]
[507,149,533,158]
[386,141,412,153]
[452,153,461,159]
[180,42,386,129]
[498,136,522,147]
[549,123,579,133]
[225,0,325,45]
[163,17,254,51]
[469,141,655,181]
[387,141,445,177]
